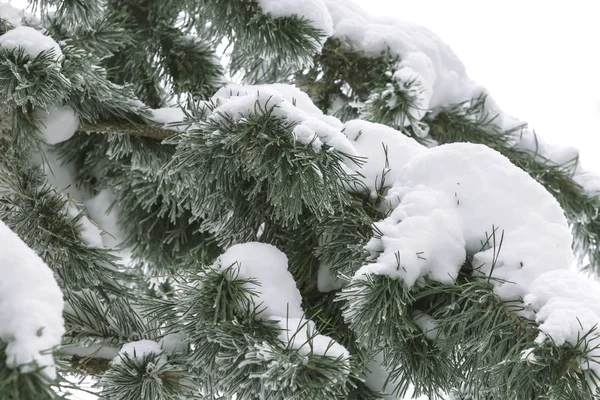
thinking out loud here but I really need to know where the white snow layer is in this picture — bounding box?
[324,0,477,122]
[0,26,63,61]
[344,120,600,369]
[0,220,64,379]
[210,84,357,157]
[34,106,79,145]
[214,243,349,362]
[0,2,25,27]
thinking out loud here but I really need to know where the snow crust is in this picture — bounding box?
[0,26,63,61]
[0,219,64,379]
[34,106,79,145]
[257,0,333,40]
[215,243,349,362]
[210,84,357,156]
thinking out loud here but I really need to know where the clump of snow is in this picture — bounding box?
[214,242,303,320]
[0,219,65,379]
[35,106,79,145]
[317,262,346,292]
[359,143,572,302]
[356,185,466,287]
[323,0,477,130]
[0,26,63,61]
[0,2,25,27]
[114,340,166,367]
[413,311,441,341]
[215,243,349,363]
[209,84,357,157]
[257,0,333,41]
[150,107,189,133]
[525,270,600,374]
[61,343,119,360]
[344,120,425,196]
[159,333,188,354]
[276,317,349,361]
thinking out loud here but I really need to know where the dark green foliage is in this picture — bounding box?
[171,101,360,248]
[100,0,222,107]
[0,151,124,291]
[199,0,327,83]
[55,132,221,273]
[99,352,188,400]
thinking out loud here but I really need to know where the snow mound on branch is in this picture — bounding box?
[356,185,466,288]
[215,243,349,362]
[0,2,26,27]
[324,0,478,126]
[344,119,425,196]
[210,84,357,156]
[257,0,333,39]
[215,242,303,320]
[525,270,600,375]
[393,144,571,299]
[0,219,64,379]
[345,122,572,302]
[114,340,166,367]
[150,107,189,133]
[0,26,62,61]
[357,142,571,299]
[34,106,79,145]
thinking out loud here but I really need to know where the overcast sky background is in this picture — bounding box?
[354,0,600,172]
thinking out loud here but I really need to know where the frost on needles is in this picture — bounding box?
[2,0,600,399]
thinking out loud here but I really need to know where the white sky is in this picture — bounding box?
[353,0,600,172]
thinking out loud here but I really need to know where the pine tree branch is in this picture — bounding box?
[79,121,174,140]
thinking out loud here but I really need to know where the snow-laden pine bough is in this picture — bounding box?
[1,0,600,399]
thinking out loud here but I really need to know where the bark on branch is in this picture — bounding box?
[80,121,175,141]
